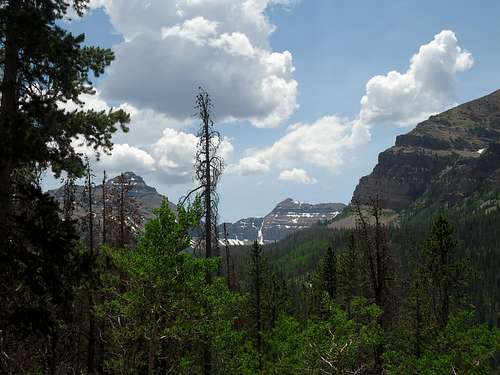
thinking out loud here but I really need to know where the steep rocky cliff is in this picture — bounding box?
[352,89,500,211]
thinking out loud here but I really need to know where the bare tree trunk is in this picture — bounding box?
[120,173,125,248]
[223,223,231,290]
[148,312,158,375]
[86,164,96,375]
[0,0,20,237]
[102,171,107,245]
[204,114,212,266]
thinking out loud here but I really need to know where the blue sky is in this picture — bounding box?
[51,0,500,222]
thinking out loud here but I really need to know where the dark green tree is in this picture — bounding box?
[0,0,129,236]
[422,215,461,329]
[0,1,128,372]
[249,240,265,368]
[322,246,337,300]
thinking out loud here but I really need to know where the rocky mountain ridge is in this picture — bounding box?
[351,89,500,212]
[220,198,346,244]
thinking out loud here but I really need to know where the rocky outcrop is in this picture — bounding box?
[352,89,500,211]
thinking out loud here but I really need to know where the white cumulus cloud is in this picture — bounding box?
[233,116,358,175]
[359,30,473,126]
[89,0,298,128]
[73,139,155,175]
[151,128,234,184]
[279,168,317,184]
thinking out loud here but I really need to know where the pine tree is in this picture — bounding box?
[337,233,360,318]
[421,215,462,329]
[0,0,129,239]
[249,240,265,370]
[322,246,337,300]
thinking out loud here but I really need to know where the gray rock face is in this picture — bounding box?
[220,199,346,244]
[352,89,500,211]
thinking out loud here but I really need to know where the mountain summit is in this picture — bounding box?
[220,199,345,244]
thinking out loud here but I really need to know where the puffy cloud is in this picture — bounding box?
[359,30,473,126]
[161,17,218,45]
[89,0,297,128]
[151,128,198,184]
[98,144,156,174]
[61,91,194,147]
[230,156,271,175]
[151,128,234,184]
[233,116,356,174]
[235,30,473,177]
[279,168,317,184]
[73,140,156,175]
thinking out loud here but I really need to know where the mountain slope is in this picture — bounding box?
[351,89,500,211]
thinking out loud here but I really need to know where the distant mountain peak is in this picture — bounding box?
[220,199,346,244]
[48,171,170,223]
[108,171,146,185]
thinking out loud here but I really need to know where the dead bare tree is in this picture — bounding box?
[62,174,76,222]
[101,171,110,246]
[110,173,141,248]
[180,88,224,375]
[181,88,224,271]
[223,223,232,290]
[352,196,393,374]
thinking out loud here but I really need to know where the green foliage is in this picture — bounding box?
[386,310,500,374]
[264,297,383,374]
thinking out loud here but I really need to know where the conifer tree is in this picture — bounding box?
[421,215,462,329]
[0,0,129,238]
[322,246,337,300]
[249,240,265,370]
[337,233,360,318]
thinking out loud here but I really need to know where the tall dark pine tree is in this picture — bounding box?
[0,2,128,372]
[337,234,360,318]
[0,0,129,240]
[422,215,460,329]
[322,246,337,300]
[249,240,264,370]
